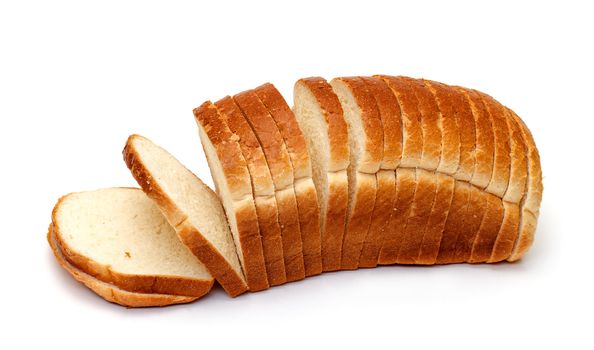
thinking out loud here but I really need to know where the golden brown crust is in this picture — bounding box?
[435,181,471,264]
[489,201,520,262]
[417,174,455,264]
[378,168,416,265]
[194,102,269,291]
[423,80,461,175]
[458,87,495,189]
[52,196,213,297]
[507,109,542,261]
[341,173,377,269]
[123,134,249,297]
[233,90,305,282]
[377,75,424,169]
[451,188,488,263]
[254,83,322,277]
[215,96,287,286]
[48,227,202,308]
[322,171,349,271]
[294,179,323,276]
[468,195,505,263]
[361,77,403,168]
[358,170,396,268]
[403,77,442,170]
[397,169,437,264]
[296,77,350,171]
[475,91,511,198]
[332,77,384,173]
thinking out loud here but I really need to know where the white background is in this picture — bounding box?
[1,0,592,348]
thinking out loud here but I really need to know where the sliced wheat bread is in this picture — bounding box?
[234,90,305,282]
[254,83,323,276]
[123,134,248,297]
[293,77,350,271]
[48,227,200,307]
[51,187,214,297]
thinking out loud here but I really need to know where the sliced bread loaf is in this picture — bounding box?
[51,187,214,297]
[293,77,350,271]
[254,83,323,277]
[48,226,200,307]
[123,134,248,297]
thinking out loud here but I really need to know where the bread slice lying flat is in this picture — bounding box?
[51,187,214,297]
[48,226,199,308]
[124,135,248,297]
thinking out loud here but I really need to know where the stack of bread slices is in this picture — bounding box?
[48,75,542,307]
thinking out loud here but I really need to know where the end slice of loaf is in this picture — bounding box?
[48,226,200,307]
[123,134,248,297]
[294,77,350,271]
[51,187,214,297]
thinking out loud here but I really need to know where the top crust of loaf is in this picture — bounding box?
[254,83,312,180]
[331,77,384,173]
[193,101,253,201]
[458,87,495,190]
[360,76,403,169]
[123,134,249,297]
[234,90,295,190]
[294,77,350,171]
[402,76,442,171]
[377,75,424,169]
[51,187,214,298]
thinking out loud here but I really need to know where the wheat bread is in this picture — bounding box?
[254,83,323,276]
[215,96,287,286]
[48,226,202,307]
[51,187,214,297]
[124,134,249,297]
[293,77,350,271]
[234,90,305,282]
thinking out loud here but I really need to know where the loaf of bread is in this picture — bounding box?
[49,74,542,305]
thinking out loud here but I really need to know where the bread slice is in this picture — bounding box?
[468,194,505,263]
[293,77,350,271]
[234,90,305,282]
[378,168,417,264]
[215,96,287,286]
[458,87,495,189]
[417,174,455,264]
[51,187,214,297]
[435,181,472,264]
[194,102,268,291]
[123,134,248,297]
[358,76,402,268]
[397,169,438,264]
[254,83,323,277]
[507,109,543,261]
[48,227,199,308]
[330,77,383,270]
